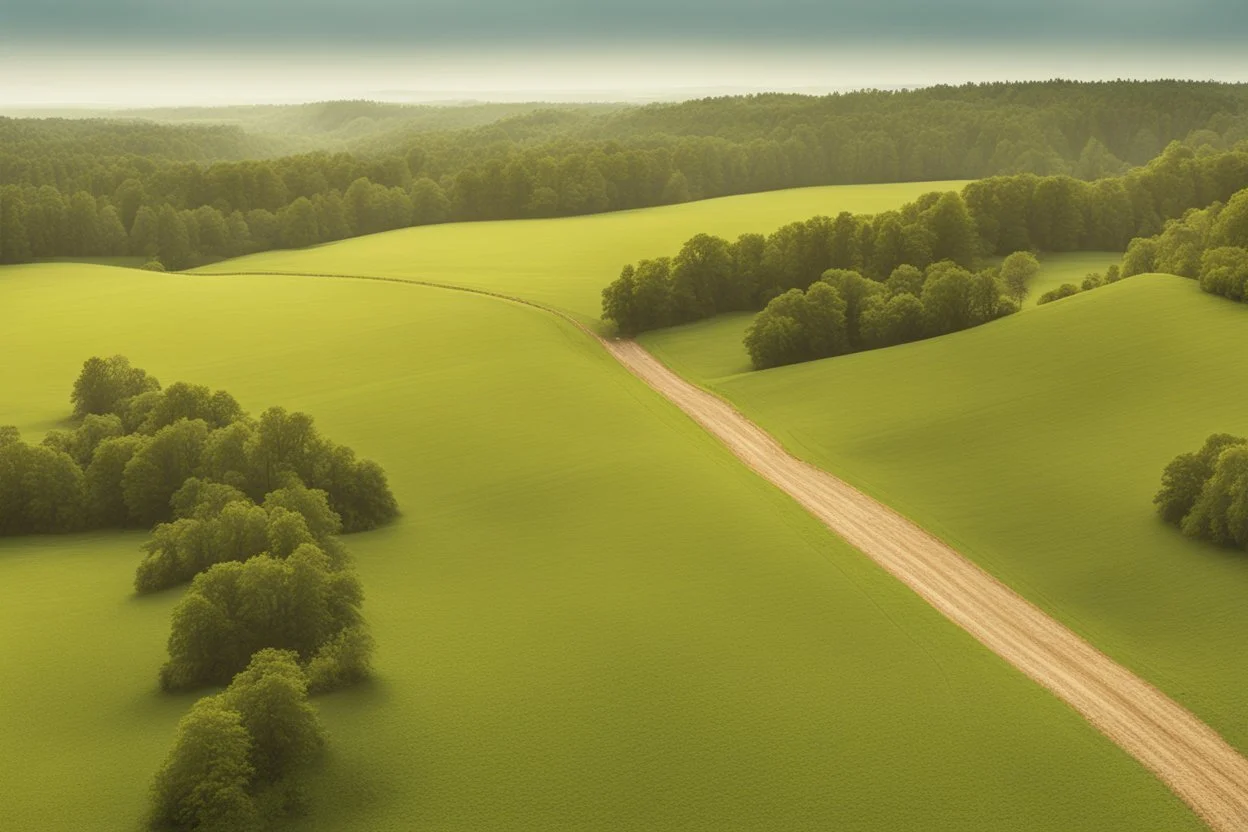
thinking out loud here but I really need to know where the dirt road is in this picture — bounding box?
[210,269,1248,830]
[600,337,1248,832]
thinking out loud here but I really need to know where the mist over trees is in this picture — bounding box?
[5,81,1248,267]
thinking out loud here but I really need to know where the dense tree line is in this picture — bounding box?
[1155,434,1248,550]
[743,262,1014,369]
[602,142,1248,370]
[5,81,1248,268]
[1121,184,1248,305]
[149,650,325,830]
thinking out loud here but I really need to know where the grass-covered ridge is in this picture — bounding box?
[0,263,1203,830]
[666,273,1248,758]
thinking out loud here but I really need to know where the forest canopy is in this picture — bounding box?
[5,81,1248,268]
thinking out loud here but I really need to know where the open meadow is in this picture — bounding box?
[655,273,1248,760]
[0,262,1203,830]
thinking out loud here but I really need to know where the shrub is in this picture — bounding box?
[1037,283,1081,305]
[306,625,375,694]
[1081,272,1106,291]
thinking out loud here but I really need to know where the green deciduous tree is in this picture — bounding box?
[1000,251,1041,308]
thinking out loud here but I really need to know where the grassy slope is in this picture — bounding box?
[0,263,1200,831]
[640,252,1129,384]
[671,274,1248,758]
[195,181,969,324]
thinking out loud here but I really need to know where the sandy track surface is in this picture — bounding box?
[211,270,1248,830]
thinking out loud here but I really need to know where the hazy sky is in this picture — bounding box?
[2,0,1246,106]
[4,0,1245,45]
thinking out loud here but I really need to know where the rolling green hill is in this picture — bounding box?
[640,252,1128,383]
[659,273,1248,759]
[195,180,969,323]
[0,263,1200,830]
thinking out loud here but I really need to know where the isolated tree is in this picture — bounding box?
[1000,251,1041,308]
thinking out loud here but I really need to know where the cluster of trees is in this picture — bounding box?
[743,263,1014,369]
[149,650,325,830]
[602,191,982,336]
[159,533,370,693]
[135,480,348,592]
[602,143,1248,336]
[0,356,397,537]
[1121,185,1248,304]
[5,81,1248,267]
[1155,434,1248,550]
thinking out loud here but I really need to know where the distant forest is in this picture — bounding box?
[3,81,1248,268]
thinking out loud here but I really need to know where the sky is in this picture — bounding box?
[1,0,1246,106]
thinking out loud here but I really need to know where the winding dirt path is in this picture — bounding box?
[206,269,1248,830]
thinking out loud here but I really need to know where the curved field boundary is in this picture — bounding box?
[205,270,1248,831]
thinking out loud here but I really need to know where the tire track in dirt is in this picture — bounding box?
[205,269,1248,830]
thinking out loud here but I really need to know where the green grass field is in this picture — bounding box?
[654,273,1248,760]
[0,262,1201,830]
[195,181,969,324]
